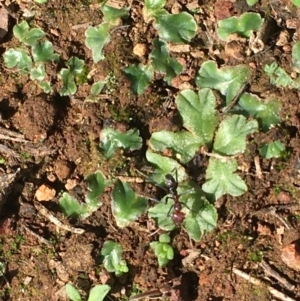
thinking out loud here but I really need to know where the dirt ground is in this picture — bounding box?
[1,0,300,300]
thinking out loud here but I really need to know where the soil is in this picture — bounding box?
[0,0,300,301]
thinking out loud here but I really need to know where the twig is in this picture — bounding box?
[33,201,84,234]
[259,260,295,291]
[254,156,263,179]
[0,134,28,143]
[21,224,53,247]
[232,267,296,301]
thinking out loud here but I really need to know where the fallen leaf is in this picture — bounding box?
[35,184,56,201]
[281,241,300,271]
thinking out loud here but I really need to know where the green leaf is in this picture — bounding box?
[13,21,45,46]
[292,0,300,7]
[85,23,111,63]
[154,10,198,43]
[292,41,300,72]
[59,171,106,220]
[30,63,46,81]
[59,192,89,219]
[159,233,171,243]
[38,81,52,93]
[112,180,148,227]
[123,64,154,95]
[58,69,77,96]
[184,199,217,241]
[213,115,258,155]
[145,150,188,184]
[32,40,60,63]
[66,56,85,75]
[101,3,129,24]
[149,131,201,164]
[148,181,210,236]
[85,171,106,205]
[145,0,166,11]
[99,127,142,159]
[176,88,218,145]
[88,285,111,301]
[246,0,258,5]
[91,80,106,95]
[150,38,182,84]
[34,0,47,3]
[196,61,251,105]
[202,158,247,200]
[259,140,286,159]
[216,12,263,41]
[101,241,128,276]
[237,93,281,131]
[65,284,82,301]
[3,48,32,74]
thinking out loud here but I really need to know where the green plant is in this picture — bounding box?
[291,0,300,7]
[84,2,129,63]
[59,171,107,219]
[58,56,87,96]
[264,62,300,89]
[100,240,129,277]
[65,283,110,301]
[246,0,258,5]
[150,233,174,267]
[99,127,143,159]
[216,12,263,41]
[143,0,197,43]
[124,38,183,94]
[259,140,286,159]
[3,20,59,93]
[85,79,107,103]
[111,180,148,228]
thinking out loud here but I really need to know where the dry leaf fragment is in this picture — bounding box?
[281,241,300,271]
[35,184,56,201]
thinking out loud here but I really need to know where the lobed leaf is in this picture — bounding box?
[99,127,143,159]
[213,115,258,155]
[3,48,32,74]
[176,88,218,145]
[216,12,263,41]
[196,61,251,105]
[13,21,45,46]
[154,10,198,43]
[237,93,281,132]
[202,158,247,201]
[85,23,111,63]
[150,38,183,84]
[111,180,147,228]
[123,64,154,95]
[32,40,59,63]
[259,140,286,159]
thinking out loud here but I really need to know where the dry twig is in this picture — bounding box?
[233,267,296,301]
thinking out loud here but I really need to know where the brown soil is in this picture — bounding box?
[0,1,300,301]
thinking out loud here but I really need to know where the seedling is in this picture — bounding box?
[259,140,287,159]
[124,38,183,94]
[100,240,129,277]
[147,152,217,241]
[111,179,148,228]
[150,233,174,267]
[143,0,197,43]
[85,1,129,63]
[264,62,300,89]
[3,21,59,93]
[216,12,263,41]
[59,171,107,220]
[65,283,110,301]
[58,56,87,96]
[99,127,143,159]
